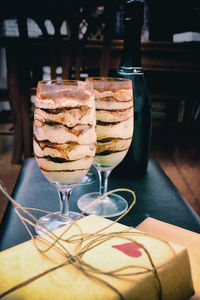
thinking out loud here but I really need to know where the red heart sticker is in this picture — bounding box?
[112,242,143,258]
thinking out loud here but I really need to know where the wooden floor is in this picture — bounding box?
[0,123,200,224]
[151,141,200,217]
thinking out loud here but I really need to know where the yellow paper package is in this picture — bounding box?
[0,215,194,300]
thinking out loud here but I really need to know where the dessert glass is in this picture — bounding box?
[33,79,96,234]
[78,77,134,217]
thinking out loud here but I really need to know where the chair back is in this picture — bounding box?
[0,0,121,163]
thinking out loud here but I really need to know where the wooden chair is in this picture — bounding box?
[0,43,23,162]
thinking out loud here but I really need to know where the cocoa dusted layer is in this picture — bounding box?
[96,107,133,122]
[96,117,133,141]
[34,119,96,144]
[34,105,96,127]
[94,87,133,101]
[96,138,132,154]
[35,92,95,109]
[95,99,133,110]
[33,138,96,160]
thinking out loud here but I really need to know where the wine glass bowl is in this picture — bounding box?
[77,77,134,217]
[33,79,96,234]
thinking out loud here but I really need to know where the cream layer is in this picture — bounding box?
[34,106,96,128]
[36,156,94,171]
[41,169,89,185]
[95,99,133,110]
[96,138,132,154]
[33,139,96,160]
[34,120,96,144]
[35,95,95,109]
[96,117,133,140]
[94,88,133,101]
[94,150,128,167]
[96,107,133,123]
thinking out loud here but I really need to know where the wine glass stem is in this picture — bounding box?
[57,187,72,216]
[97,170,111,196]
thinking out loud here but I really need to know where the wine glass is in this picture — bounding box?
[77,77,134,217]
[79,171,96,185]
[33,79,96,234]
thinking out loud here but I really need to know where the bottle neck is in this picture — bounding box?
[119,0,144,68]
[118,66,144,76]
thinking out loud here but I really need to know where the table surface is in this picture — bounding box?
[0,158,200,251]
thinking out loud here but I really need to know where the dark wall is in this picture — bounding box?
[147,0,200,41]
[1,0,200,41]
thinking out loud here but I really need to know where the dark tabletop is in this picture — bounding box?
[0,157,199,251]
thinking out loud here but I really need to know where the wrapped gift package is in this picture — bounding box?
[0,215,194,300]
[136,217,200,298]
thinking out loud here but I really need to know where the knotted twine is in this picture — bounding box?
[0,182,176,300]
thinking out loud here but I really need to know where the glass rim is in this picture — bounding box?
[37,79,91,86]
[86,77,131,82]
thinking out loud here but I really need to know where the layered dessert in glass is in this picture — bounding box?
[94,80,133,169]
[33,81,96,185]
[33,80,96,234]
[78,77,134,217]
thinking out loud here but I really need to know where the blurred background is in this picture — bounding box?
[0,0,200,220]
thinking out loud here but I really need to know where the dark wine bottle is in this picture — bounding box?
[113,0,152,178]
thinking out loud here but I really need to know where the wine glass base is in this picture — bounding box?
[77,192,128,218]
[79,172,96,185]
[35,211,84,235]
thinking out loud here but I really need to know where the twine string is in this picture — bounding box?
[0,182,175,300]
